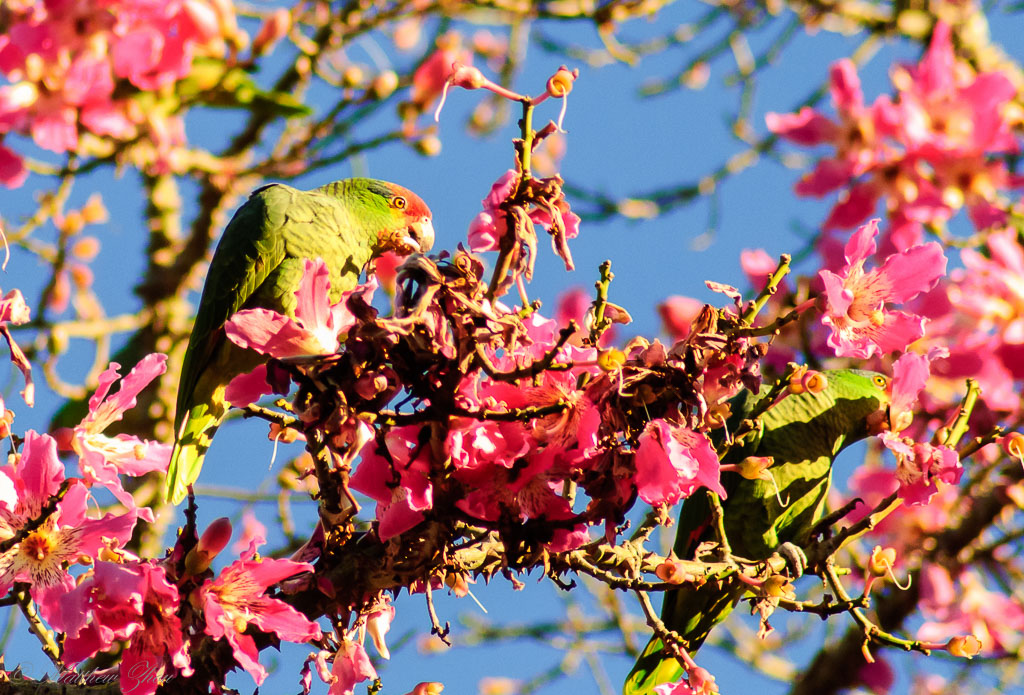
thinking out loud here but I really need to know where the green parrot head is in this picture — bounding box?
[319,178,435,256]
[820,368,892,445]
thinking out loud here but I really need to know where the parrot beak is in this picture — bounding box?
[403,216,435,253]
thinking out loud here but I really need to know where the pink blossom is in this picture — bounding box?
[468,170,518,251]
[0,289,31,325]
[447,416,531,473]
[634,420,725,506]
[456,446,573,526]
[224,259,372,406]
[819,219,946,358]
[410,35,471,108]
[917,568,1024,655]
[467,170,580,258]
[0,0,236,171]
[768,22,1019,237]
[857,657,895,695]
[199,552,321,685]
[350,426,433,540]
[231,510,268,555]
[0,288,33,405]
[879,433,962,505]
[364,594,395,659]
[328,641,377,695]
[0,432,137,624]
[61,353,170,515]
[0,144,27,187]
[658,296,704,341]
[894,22,1017,158]
[60,560,191,695]
[887,348,946,432]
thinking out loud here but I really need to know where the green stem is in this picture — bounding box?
[943,378,980,448]
[519,99,535,184]
[740,254,791,326]
[590,260,614,344]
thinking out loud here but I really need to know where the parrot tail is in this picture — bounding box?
[165,397,226,504]
[623,635,685,695]
[623,578,744,695]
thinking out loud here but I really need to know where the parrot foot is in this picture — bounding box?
[774,541,808,579]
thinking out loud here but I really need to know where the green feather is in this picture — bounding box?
[624,370,890,695]
[165,178,432,504]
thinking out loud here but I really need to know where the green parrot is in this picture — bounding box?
[624,369,891,694]
[165,178,434,504]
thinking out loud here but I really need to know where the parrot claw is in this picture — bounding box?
[774,541,808,579]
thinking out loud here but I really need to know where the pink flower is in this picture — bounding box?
[0,288,33,405]
[768,22,1019,237]
[887,348,946,432]
[634,420,725,506]
[0,144,27,188]
[819,219,946,358]
[894,22,1017,159]
[468,170,518,251]
[350,426,433,541]
[231,510,268,555]
[467,170,580,259]
[917,568,1024,655]
[60,560,191,695]
[658,296,704,342]
[198,551,321,685]
[879,433,962,505]
[409,34,471,110]
[857,657,895,695]
[0,432,137,624]
[456,446,574,528]
[224,259,371,406]
[364,594,395,659]
[60,353,170,515]
[328,641,377,695]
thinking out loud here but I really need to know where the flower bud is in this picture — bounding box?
[72,236,101,261]
[450,62,485,90]
[736,455,773,480]
[597,347,626,372]
[946,635,981,658]
[444,571,469,597]
[801,370,828,393]
[342,65,364,89]
[185,517,233,575]
[251,8,291,56]
[1001,432,1024,462]
[405,683,444,695]
[546,66,577,98]
[269,422,300,443]
[868,545,897,577]
[80,194,108,224]
[762,574,795,599]
[370,70,399,99]
[414,135,442,157]
[655,558,690,585]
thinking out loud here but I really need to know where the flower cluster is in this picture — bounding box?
[0,0,242,185]
[768,22,1019,249]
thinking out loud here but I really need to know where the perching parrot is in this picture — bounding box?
[624,369,891,694]
[165,178,434,504]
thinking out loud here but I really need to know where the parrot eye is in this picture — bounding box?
[872,375,889,390]
[392,196,407,210]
